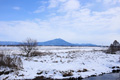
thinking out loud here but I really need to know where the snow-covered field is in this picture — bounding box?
[0,46,120,80]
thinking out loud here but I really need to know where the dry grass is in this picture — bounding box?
[62,71,73,77]
[0,53,23,69]
[30,51,53,57]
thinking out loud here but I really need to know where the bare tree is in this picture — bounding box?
[20,38,38,57]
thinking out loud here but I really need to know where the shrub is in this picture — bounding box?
[62,71,73,77]
[20,38,38,57]
[30,51,45,56]
[30,51,53,57]
[0,53,23,69]
[106,40,120,54]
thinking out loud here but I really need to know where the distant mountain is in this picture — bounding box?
[0,41,20,46]
[0,38,98,46]
[38,38,73,46]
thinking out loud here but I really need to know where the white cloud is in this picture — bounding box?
[13,7,20,10]
[2,6,120,45]
[63,0,80,10]
[104,0,120,5]
[48,0,67,8]
[48,0,59,8]
[96,0,120,5]
[58,0,81,12]
[48,0,81,12]
[1,0,120,45]
[33,6,45,13]
[0,20,52,41]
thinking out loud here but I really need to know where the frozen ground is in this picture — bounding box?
[0,46,120,79]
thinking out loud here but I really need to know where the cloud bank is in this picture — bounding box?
[0,0,120,45]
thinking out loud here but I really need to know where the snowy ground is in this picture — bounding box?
[0,46,120,79]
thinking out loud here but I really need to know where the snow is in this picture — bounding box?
[0,46,120,79]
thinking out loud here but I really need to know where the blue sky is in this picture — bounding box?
[0,0,120,45]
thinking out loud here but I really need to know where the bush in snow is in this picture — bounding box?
[30,51,53,57]
[106,40,120,54]
[62,71,73,77]
[20,38,38,57]
[30,51,45,56]
[0,53,23,69]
